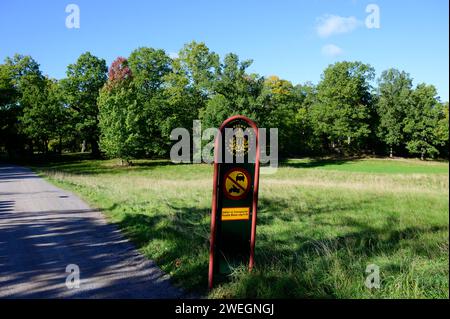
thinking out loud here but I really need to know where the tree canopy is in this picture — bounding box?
[60,52,107,155]
[0,42,448,161]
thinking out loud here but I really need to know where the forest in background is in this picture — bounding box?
[1,41,448,161]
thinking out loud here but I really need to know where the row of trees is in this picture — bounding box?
[0,41,448,161]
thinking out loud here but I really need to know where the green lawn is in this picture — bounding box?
[30,155,449,298]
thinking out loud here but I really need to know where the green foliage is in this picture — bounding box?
[33,157,449,298]
[177,41,220,93]
[0,62,22,155]
[1,45,449,160]
[435,102,449,157]
[201,53,264,128]
[310,61,375,153]
[20,77,68,152]
[98,58,137,161]
[404,84,442,159]
[0,63,18,107]
[98,86,137,160]
[61,52,107,155]
[257,76,303,155]
[165,42,220,132]
[1,54,53,155]
[126,47,173,157]
[163,58,201,133]
[376,69,413,155]
[5,54,41,82]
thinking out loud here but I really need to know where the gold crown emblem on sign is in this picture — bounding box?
[226,124,254,157]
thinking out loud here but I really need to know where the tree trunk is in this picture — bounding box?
[90,138,100,158]
[59,136,62,155]
[28,140,33,158]
[81,140,86,153]
[120,159,132,166]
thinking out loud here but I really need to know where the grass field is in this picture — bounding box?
[30,155,449,298]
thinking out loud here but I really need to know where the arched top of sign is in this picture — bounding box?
[214,115,260,164]
[217,115,259,134]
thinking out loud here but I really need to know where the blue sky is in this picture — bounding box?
[1,0,448,101]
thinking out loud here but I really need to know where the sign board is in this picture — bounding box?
[208,115,260,289]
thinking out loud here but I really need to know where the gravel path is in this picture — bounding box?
[0,164,183,298]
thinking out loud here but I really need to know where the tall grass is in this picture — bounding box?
[32,156,449,298]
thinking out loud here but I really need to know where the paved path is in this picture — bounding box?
[0,164,183,298]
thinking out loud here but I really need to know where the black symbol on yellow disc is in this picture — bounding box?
[223,168,251,200]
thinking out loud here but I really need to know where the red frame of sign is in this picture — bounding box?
[208,115,261,290]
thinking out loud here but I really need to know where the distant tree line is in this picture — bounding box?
[0,41,448,161]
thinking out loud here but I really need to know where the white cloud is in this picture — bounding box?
[321,44,344,57]
[316,14,361,38]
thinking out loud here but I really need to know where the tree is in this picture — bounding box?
[435,102,449,158]
[20,77,67,153]
[163,42,220,136]
[98,57,137,162]
[310,61,375,154]
[0,54,70,155]
[293,82,319,155]
[106,56,132,87]
[5,54,41,81]
[0,62,22,157]
[403,84,441,160]
[2,45,447,162]
[61,52,107,156]
[201,53,264,128]
[257,76,300,155]
[376,69,413,157]
[128,47,172,157]
[177,41,220,95]
[0,54,44,156]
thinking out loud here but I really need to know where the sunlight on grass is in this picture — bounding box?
[32,156,449,298]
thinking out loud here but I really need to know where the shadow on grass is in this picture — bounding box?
[244,215,448,298]
[12,153,362,176]
[20,153,182,176]
[256,196,377,225]
[109,193,448,298]
[117,206,211,294]
[279,157,362,169]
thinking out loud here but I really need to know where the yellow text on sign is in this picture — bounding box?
[221,207,250,221]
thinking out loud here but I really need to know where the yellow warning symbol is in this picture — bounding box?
[223,168,251,200]
[221,207,250,221]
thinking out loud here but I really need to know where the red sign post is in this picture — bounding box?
[208,115,260,289]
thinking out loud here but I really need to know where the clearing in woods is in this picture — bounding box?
[30,155,449,298]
